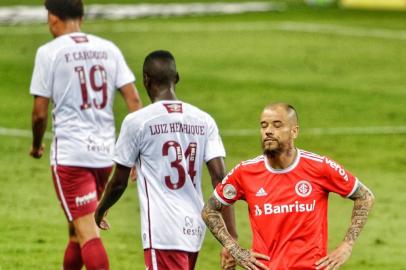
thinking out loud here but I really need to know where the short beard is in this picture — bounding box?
[262,140,282,157]
[263,147,282,158]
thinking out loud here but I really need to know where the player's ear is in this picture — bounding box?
[175,72,180,84]
[292,125,299,139]
[47,12,59,26]
[143,73,150,88]
[47,12,60,37]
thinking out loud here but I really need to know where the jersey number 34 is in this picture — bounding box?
[162,141,197,190]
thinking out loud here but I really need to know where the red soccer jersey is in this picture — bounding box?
[214,149,359,270]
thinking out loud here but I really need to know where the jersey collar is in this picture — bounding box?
[264,149,301,174]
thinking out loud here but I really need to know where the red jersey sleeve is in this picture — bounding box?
[321,156,359,197]
[214,163,245,205]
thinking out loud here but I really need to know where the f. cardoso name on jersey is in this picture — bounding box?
[64,50,108,63]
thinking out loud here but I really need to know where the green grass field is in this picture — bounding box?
[0,0,281,6]
[1,2,406,269]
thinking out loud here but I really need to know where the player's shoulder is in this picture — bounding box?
[241,155,265,166]
[182,101,215,122]
[86,33,116,47]
[83,33,124,56]
[223,156,264,180]
[123,102,169,126]
[299,149,325,163]
[182,101,207,114]
[236,155,265,173]
[36,37,62,56]
[36,33,84,54]
[298,149,327,173]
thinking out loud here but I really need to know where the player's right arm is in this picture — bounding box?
[95,113,140,228]
[95,163,131,230]
[202,195,270,270]
[29,45,52,159]
[119,83,142,113]
[30,96,49,158]
[206,157,238,270]
[113,43,142,113]
[119,83,142,182]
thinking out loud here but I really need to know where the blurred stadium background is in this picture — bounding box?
[0,0,405,269]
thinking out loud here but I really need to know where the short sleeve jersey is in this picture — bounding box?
[30,32,135,167]
[214,150,359,269]
[114,101,226,252]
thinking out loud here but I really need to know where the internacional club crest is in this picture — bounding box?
[295,180,312,197]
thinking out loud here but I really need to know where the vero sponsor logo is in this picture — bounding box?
[325,158,349,181]
[75,191,97,206]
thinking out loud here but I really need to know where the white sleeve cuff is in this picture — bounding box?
[346,178,360,198]
[213,190,231,206]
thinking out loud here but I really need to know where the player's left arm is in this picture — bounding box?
[95,163,131,230]
[30,96,49,159]
[316,182,375,270]
[119,83,142,113]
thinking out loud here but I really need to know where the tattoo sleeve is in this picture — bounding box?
[345,182,375,245]
[202,195,241,256]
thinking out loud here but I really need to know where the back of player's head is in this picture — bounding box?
[45,0,84,20]
[143,50,178,85]
[265,102,299,125]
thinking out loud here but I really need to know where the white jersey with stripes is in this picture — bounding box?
[30,32,135,167]
[114,100,226,252]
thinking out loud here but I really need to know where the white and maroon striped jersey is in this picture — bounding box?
[30,32,135,167]
[114,100,226,252]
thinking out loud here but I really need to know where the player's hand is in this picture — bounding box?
[315,241,353,270]
[220,247,237,270]
[30,143,45,159]
[95,210,110,231]
[130,166,137,182]
[229,245,269,270]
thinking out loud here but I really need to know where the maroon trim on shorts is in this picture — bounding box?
[144,248,199,270]
[52,165,73,221]
[52,137,73,220]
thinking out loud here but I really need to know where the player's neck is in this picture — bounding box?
[266,147,297,170]
[151,85,178,102]
[56,20,82,37]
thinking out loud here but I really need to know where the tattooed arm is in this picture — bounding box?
[202,194,270,270]
[315,182,375,270]
[206,158,237,270]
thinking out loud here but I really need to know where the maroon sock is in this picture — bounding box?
[81,238,109,270]
[63,241,83,270]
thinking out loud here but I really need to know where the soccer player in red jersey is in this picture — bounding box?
[202,103,375,270]
[29,0,142,269]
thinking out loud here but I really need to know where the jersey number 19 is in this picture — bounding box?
[75,65,108,110]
